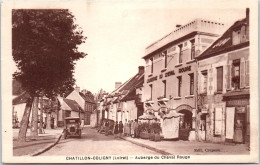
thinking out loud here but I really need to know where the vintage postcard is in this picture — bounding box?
[1,0,259,163]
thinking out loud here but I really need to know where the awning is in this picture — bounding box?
[163,110,183,120]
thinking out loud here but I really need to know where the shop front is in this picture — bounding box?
[223,90,250,144]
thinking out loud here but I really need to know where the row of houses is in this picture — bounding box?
[98,9,250,144]
[12,83,96,128]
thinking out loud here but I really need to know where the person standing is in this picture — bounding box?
[130,120,134,138]
[234,120,243,143]
[104,121,109,136]
[118,121,124,137]
[114,121,119,138]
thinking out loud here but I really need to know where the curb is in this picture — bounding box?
[120,137,171,155]
[30,133,63,156]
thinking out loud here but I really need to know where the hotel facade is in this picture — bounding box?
[142,19,226,140]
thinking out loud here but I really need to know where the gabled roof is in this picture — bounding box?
[197,18,248,60]
[120,74,144,102]
[13,91,31,105]
[79,92,95,103]
[63,98,83,112]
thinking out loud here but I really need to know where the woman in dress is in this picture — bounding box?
[114,121,119,138]
[118,121,124,137]
[234,120,243,143]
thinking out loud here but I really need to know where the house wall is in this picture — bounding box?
[66,90,85,109]
[197,47,249,143]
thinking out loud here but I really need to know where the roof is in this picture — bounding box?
[79,92,95,103]
[197,18,248,60]
[63,98,83,112]
[13,91,31,105]
[120,74,144,102]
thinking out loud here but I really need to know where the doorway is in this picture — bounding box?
[178,110,192,140]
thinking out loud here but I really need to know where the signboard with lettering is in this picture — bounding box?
[179,66,191,73]
[147,76,158,83]
[165,70,175,77]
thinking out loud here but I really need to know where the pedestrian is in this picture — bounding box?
[130,120,134,138]
[124,120,128,136]
[133,119,138,138]
[234,120,243,144]
[105,120,109,136]
[136,121,141,138]
[118,121,124,137]
[114,121,119,138]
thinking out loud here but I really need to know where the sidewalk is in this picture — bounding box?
[121,136,249,155]
[13,128,63,156]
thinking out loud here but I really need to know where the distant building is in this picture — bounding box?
[142,19,226,140]
[66,87,96,125]
[196,9,250,143]
[99,66,144,124]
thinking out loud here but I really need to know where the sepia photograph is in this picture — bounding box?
[1,0,259,163]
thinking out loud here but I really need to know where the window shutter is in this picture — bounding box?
[245,60,249,87]
[226,64,231,90]
[241,26,246,42]
[240,58,245,88]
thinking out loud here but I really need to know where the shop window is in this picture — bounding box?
[189,73,194,95]
[162,80,166,97]
[177,76,182,97]
[214,107,223,136]
[216,66,223,92]
[201,70,208,94]
[149,84,153,100]
[179,44,183,64]
[232,59,240,89]
[190,39,195,60]
[150,58,153,73]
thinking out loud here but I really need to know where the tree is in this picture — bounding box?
[12,9,87,142]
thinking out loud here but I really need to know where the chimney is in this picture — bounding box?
[246,8,249,40]
[75,86,80,93]
[115,82,122,90]
[82,89,87,95]
[138,66,144,75]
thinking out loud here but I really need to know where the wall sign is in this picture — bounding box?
[179,66,191,73]
[165,70,175,77]
[147,76,158,83]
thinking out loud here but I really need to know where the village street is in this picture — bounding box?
[40,127,249,156]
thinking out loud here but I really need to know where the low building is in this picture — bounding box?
[142,19,226,140]
[196,9,249,143]
[66,87,96,125]
[57,98,84,127]
[100,66,144,124]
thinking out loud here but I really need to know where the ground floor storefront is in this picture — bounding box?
[197,90,250,144]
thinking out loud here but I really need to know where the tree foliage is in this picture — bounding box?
[12,9,87,97]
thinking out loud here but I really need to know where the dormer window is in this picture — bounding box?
[232,25,247,45]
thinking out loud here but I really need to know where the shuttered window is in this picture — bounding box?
[179,44,183,64]
[214,107,223,135]
[177,76,182,97]
[240,59,245,88]
[226,64,231,90]
[202,70,208,94]
[245,60,250,87]
[217,67,223,92]
[189,73,194,95]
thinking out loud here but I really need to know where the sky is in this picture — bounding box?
[68,1,247,94]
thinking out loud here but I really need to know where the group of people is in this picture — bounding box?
[113,119,141,138]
